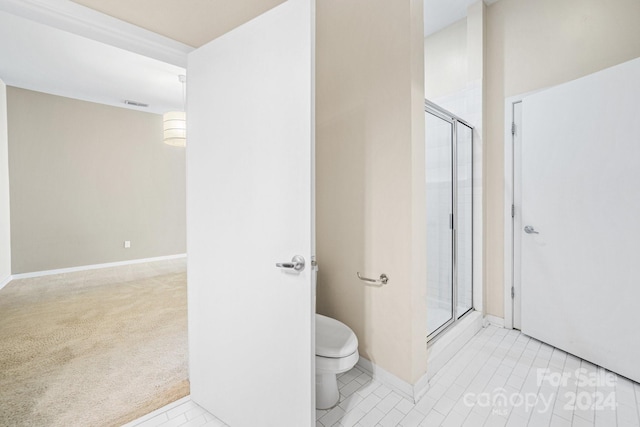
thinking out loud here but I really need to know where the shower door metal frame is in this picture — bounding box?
[425,100,474,342]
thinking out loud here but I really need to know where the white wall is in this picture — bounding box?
[424,18,467,100]
[0,78,10,285]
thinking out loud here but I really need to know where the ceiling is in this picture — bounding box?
[0,10,186,114]
[72,0,492,45]
[72,0,497,47]
[0,0,497,115]
[70,0,285,48]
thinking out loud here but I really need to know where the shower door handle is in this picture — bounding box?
[524,225,539,234]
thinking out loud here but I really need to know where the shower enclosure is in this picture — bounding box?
[425,101,473,339]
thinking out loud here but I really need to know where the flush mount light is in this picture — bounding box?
[164,74,187,147]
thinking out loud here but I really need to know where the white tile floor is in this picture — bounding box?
[426,298,474,336]
[127,325,640,427]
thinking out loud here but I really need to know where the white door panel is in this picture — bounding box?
[187,1,315,425]
[521,58,640,382]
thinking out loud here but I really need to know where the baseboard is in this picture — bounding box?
[11,254,187,280]
[484,314,505,328]
[0,274,11,291]
[426,311,483,382]
[356,357,432,404]
[412,371,430,403]
[121,395,191,427]
[356,313,485,404]
[356,357,414,402]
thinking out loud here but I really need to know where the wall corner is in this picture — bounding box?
[410,0,428,384]
[0,79,11,282]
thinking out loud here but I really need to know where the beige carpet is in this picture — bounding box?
[0,259,189,427]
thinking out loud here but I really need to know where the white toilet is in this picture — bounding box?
[316,313,359,409]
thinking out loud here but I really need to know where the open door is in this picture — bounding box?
[520,58,640,383]
[186,1,316,426]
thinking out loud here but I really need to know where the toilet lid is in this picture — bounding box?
[316,314,358,358]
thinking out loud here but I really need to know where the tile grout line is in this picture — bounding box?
[455,328,522,425]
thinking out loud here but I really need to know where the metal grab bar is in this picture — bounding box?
[356,272,389,287]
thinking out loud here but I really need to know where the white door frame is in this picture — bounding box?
[503,97,518,330]
[503,91,539,330]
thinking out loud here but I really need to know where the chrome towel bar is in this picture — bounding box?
[356,272,389,287]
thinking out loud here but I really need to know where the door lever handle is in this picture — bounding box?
[276,255,305,272]
[524,225,539,234]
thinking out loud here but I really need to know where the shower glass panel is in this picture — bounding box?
[425,112,453,336]
[456,122,473,318]
[425,101,473,340]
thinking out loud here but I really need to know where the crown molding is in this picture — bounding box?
[0,0,192,67]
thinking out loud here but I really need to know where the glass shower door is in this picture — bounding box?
[426,102,474,340]
[425,111,453,336]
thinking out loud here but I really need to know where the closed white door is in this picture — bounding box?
[186,1,316,426]
[520,58,640,383]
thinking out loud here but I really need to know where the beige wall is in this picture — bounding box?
[316,0,426,384]
[424,18,467,100]
[484,0,640,317]
[0,79,10,281]
[7,87,186,274]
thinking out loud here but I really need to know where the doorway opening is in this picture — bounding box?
[425,100,474,340]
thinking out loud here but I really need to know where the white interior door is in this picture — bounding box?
[186,1,315,426]
[520,58,640,383]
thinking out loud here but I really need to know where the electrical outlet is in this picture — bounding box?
[124,240,131,249]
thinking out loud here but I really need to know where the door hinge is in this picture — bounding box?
[449,213,454,230]
[511,122,516,136]
[511,204,515,218]
[511,286,515,299]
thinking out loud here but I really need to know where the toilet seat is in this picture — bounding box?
[316,314,358,358]
[316,350,360,374]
